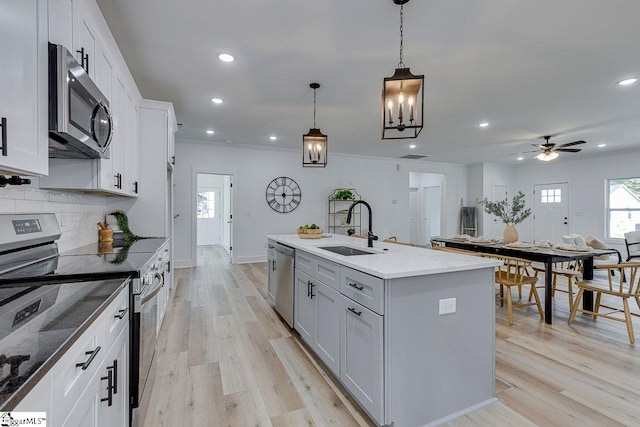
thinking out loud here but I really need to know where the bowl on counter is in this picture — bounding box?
[297,228,323,239]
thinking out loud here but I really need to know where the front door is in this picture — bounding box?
[424,186,442,242]
[533,183,569,243]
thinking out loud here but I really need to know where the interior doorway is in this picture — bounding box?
[409,172,445,246]
[196,173,233,264]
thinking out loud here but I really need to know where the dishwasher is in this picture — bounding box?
[272,242,295,328]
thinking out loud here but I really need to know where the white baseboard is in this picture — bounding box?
[175,259,196,268]
[235,255,267,264]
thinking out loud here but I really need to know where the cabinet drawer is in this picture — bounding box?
[103,282,130,346]
[295,250,342,291]
[51,317,105,426]
[341,267,384,315]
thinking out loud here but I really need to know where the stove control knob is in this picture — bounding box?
[154,260,164,270]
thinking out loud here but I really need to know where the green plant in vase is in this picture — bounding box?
[332,189,355,201]
[480,191,531,243]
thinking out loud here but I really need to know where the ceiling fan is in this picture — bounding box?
[516,135,586,161]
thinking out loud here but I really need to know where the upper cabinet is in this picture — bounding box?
[0,0,49,176]
[41,0,141,196]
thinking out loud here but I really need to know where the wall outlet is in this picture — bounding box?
[439,298,456,315]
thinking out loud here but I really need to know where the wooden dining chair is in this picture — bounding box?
[531,261,582,309]
[568,262,640,344]
[482,254,543,325]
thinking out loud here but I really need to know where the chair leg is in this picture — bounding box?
[500,284,504,307]
[594,292,602,320]
[568,288,584,324]
[529,284,544,320]
[506,286,514,325]
[567,277,574,310]
[635,296,640,310]
[518,284,522,299]
[623,298,635,344]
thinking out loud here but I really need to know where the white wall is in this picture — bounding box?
[0,178,111,252]
[174,140,469,266]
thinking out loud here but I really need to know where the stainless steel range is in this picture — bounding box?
[0,213,170,426]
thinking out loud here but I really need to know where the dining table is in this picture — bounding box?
[431,237,619,324]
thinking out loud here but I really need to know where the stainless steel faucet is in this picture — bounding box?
[346,200,378,247]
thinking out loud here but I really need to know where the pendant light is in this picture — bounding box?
[303,83,327,167]
[382,0,424,140]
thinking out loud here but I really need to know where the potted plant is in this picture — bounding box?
[331,189,355,201]
[480,191,531,243]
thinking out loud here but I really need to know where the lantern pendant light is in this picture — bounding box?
[302,83,328,167]
[382,0,424,140]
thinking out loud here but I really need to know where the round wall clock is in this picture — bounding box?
[266,177,301,213]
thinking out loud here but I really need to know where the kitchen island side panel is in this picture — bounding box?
[385,267,496,427]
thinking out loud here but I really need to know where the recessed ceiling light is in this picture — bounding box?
[618,78,638,86]
[517,156,524,161]
[269,136,277,141]
[409,144,417,149]
[211,98,224,104]
[478,122,490,128]
[218,53,234,63]
[597,143,607,148]
[206,130,215,135]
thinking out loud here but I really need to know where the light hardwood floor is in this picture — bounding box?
[141,246,640,426]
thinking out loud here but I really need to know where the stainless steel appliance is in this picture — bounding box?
[273,242,294,328]
[48,43,113,159]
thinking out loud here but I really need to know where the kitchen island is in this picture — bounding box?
[267,234,498,427]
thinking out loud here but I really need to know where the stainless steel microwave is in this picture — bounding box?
[48,43,112,159]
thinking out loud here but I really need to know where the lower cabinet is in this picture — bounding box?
[267,241,277,304]
[63,326,129,427]
[294,270,340,377]
[340,295,383,424]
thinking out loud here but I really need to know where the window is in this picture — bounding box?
[607,178,640,238]
[197,191,215,218]
[540,188,562,204]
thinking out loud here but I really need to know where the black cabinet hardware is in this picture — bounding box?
[0,117,6,156]
[100,366,113,406]
[348,307,362,316]
[133,181,138,193]
[272,260,276,271]
[307,280,312,297]
[347,282,364,291]
[76,47,89,73]
[171,155,175,165]
[114,308,128,319]
[111,359,118,394]
[76,346,101,370]
[114,173,122,189]
[310,283,315,299]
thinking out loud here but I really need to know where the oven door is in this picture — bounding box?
[130,271,163,426]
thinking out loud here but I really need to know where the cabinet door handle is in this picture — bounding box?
[0,117,6,156]
[76,346,101,370]
[310,283,315,299]
[114,308,128,320]
[347,282,364,291]
[100,366,113,406]
[307,280,311,297]
[171,155,175,165]
[348,307,362,316]
[111,359,118,394]
[133,181,139,194]
[272,260,276,271]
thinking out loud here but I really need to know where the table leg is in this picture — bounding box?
[582,257,594,311]
[545,261,553,324]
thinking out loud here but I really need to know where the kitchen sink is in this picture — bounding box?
[318,246,379,256]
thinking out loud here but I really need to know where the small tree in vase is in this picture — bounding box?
[480,191,531,243]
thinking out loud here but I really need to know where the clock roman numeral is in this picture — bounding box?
[291,198,299,206]
[267,192,275,197]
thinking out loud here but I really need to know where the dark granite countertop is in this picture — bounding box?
[0,277,130,410]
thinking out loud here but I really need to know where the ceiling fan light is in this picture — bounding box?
[536,151,559,161]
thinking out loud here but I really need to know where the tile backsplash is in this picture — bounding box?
[0,177,110,252]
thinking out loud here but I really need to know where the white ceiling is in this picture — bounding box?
[96,0,640,165]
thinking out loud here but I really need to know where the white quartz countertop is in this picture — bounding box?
[267,234,498,279]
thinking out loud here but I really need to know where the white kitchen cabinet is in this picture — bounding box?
[128,100,177,238]
[13,371,51,413]
[124,92,139,194]
[0,0,48,176]
[72,0,97,76]
[294,269,341,376]
[340,295,383,424]
[62,327,128,427]
[48,0,73,48]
